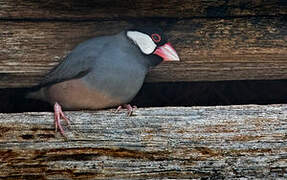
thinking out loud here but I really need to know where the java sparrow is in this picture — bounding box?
[27,27,180,135]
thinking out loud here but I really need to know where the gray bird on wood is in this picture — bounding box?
[27,27,180,136]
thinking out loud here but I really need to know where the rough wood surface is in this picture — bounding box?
[0,0,286,20]
[0,105,287,179]
[1,17,286,87]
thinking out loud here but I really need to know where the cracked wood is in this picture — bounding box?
[0,105,287,178]
[0,0,286,20]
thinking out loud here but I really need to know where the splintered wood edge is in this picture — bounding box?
[1,0,286,19]
[0,105,287,178]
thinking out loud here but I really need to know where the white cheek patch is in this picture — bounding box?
[127,31,157,55]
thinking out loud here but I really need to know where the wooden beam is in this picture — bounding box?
[0,17,286,87]
[0,105,287,178]
[1,0,286,20]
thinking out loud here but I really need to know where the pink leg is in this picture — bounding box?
[54,102,70,136]
[115,104,137,116]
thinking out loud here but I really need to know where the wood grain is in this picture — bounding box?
[0,105,287,178]
[0,0,286,20]
[0,17,286,87]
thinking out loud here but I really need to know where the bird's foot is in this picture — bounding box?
[115,104,137,116]
[54,102,70,136]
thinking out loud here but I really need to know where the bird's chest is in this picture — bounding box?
[88,62,147,101]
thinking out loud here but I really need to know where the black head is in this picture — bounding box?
[128,27,167,47]
[126,27,180,61]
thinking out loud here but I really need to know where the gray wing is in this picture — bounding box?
[40,36,111,86]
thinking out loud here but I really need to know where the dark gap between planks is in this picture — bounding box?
[1,79,287,113]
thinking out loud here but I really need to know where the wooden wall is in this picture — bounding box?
[1,0,287,88]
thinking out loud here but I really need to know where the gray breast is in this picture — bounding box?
[82,38,149,104]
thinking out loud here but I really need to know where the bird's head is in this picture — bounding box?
[126,27,180,62]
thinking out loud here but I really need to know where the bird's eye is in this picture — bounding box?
[151,33,161,43]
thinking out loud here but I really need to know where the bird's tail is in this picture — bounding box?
[25,87,45,101]
[0,87,47,113]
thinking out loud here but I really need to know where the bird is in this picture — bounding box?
[27,27,180,136]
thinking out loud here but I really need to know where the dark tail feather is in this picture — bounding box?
[0,87,50,113]
[25,86,45,101]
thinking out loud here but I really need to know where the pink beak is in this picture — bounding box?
[153,42,180,61]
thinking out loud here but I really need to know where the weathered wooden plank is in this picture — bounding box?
[0,0,286,20]
[0,17,286,87]
[0,105,287,179]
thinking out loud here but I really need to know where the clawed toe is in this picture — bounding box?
[115,104,137,116]
[54,102,70,136]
